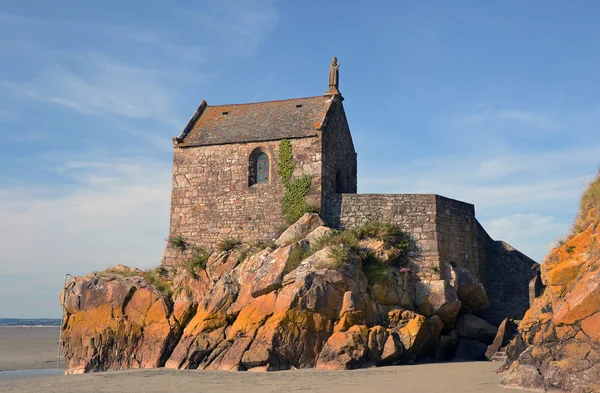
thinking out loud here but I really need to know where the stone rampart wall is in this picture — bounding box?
[475,224,539,325]
[435,196,479,279]
[325,193,537,321]
[323,194,441,278]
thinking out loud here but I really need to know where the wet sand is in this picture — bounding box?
[0,362,531,393]
[0,326,61,371]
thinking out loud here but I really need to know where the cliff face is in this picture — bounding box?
[502,176,600,393]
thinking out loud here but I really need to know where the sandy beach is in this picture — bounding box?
[0,326,61,371]
[0,362,532,393]
[0,325,534,393]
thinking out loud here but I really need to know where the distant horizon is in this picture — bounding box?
[0,318,61,326]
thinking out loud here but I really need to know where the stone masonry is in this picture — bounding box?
[322,193,538,324]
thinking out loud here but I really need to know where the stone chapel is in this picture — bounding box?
[162,58,539,324]
[166,57,356,251]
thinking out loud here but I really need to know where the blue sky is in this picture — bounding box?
[1,0,599,318]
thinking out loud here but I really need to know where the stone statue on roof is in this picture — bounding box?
[327,56,340,94]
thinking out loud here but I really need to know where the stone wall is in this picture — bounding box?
[162,137,322,267]
[321,97,357,211]
[323,194,442,279]
[324,193,538,323]
[435,196,479,280]
[475,225,539,325]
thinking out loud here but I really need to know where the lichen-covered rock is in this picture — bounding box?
[502,202,600,392]
[61,272,181,374]
[304,225,334,245]
[62,215,505,374]
[316,325,369,370]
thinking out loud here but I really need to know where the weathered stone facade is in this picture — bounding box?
[162,93,355,267]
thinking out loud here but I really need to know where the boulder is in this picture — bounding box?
[435,330,458,361]
[448,265,490,315]
[61,273,180,374]
[456,314,498,345]
[304,225,334,245]
[454,338,488,361]
[275,213,324,246]
[501,361,545,391]
[366,325,388,361]
[250,244,296,298]
[379,332,405,365]
[316,325,368,370]
[396,312,430,356]
[414,280,461,324]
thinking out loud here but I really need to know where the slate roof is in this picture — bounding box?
[176,95,334,147]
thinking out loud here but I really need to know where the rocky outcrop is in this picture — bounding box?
[501,180,600,393]
[60,266,183,374]
[61,214,509,374]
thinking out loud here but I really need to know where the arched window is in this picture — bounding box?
[256,153,269,184]
[336,170,345,193]
[249,149,270,186]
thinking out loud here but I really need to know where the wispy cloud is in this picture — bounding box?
[497,109,560,129]
[3,60,179,125]
[453,103,561,133]
[0,154,171,317]
[486,213,569,261]
[0,1,279,124]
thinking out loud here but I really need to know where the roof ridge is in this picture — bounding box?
[206,95,329,107]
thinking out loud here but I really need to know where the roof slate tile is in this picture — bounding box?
[179,96,333,147]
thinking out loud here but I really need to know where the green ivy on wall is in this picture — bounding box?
[278,139,313,224]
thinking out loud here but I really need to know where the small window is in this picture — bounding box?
[256,153,269,184]
[249,149,270,186]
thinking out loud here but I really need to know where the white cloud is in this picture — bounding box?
[4,61,179,125]
[453,103,561,133]
[497,109,560,130]
[0,155,172,318]
[484,213,570,262]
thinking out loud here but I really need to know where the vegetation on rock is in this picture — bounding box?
[142,267,173,296]
[216,238,242,252]
[278,139,315,224]
[184,247,209,278]
[169,235,187,251]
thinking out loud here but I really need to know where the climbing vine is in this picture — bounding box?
[278,139,313,224]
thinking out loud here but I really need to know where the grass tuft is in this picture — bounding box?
[216,238,243,252]
[184,247,209,278]
[143,267,173,297]
[168,235,187,251]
